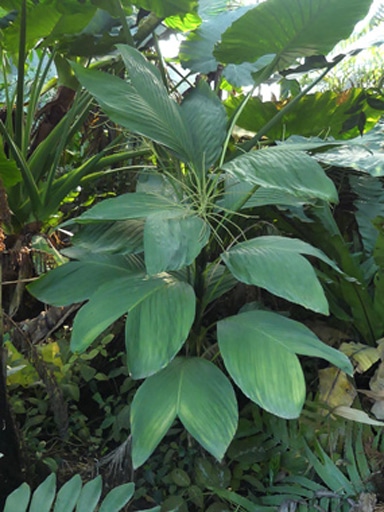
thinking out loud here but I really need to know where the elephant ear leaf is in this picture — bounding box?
[214,0,372,75]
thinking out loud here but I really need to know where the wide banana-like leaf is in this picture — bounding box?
[221,148,338,203]
[224,89,383,141]
[222,236,341,314]
[70,272,183,353]
[144,211,210,274]
[131,358,238,468]
[222,175,306,211]
[125,280,196,378]
[214,0,372,71]
[75,192,181,222]
[62,220,145,259]
[218,310,352,419]
[28,255,144,306]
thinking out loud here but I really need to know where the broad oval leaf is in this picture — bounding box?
[221,148,338,203]
[62,220,144,259]
[177,358,238,460]
[144,211,210,275]
[218,311,352,418]
[70,273,169,353]
[218,312,305,419]
[126,279,196,378]
[28,255,143,306]
[222,236,334,314]
[131,358,238,468]
[214,0,372,71]
[75,192,180,222]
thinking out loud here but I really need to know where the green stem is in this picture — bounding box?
[15,0,27,149]
[115,0,135,46]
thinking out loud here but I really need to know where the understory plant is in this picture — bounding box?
[29,29,365,469]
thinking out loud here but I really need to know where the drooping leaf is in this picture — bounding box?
[126,279,196,378]
[131,358,238,468]
[75,192,181,222]
[62,220,145,259]
[144,211,210,274]
[70,272,174,353]
[221,148,338,203]
[214,0,372,72]
[222,236,342,314]
[218,310,352,418]
[28,255,144,306]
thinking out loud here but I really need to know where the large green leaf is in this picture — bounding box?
[180,80,227,170]
[126,280,195,378]
[222,174,307,211]
[75,192,181,222]
[62,220,144,259]
[73,49,193,163]
[224,89,383,141]
[28,255,144,306]
[134,0,198,18]
[131,357,238,468]
[144,211,210,274]
[70,273,174,353]
[214,0,372,72]
[221,148,338,203]
[218,310,352,419]
[222,236,342,314]
[180,5,271,87]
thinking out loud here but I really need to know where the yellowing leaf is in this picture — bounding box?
[340,341,380,373]
[319,367,357,409]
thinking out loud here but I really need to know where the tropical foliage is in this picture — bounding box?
[1,0,384,510]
